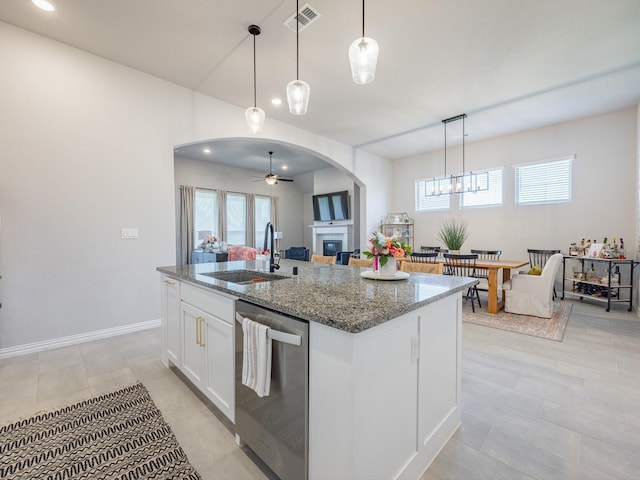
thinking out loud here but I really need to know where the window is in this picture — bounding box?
[194,189,218,246]
[461,169,503,208]
[415,179,451,211]
[254,195,272,248]
[515,156,573,205]
[226,193,247,245]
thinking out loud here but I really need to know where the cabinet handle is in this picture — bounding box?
[196,316,206,347]
[164,279,176,285]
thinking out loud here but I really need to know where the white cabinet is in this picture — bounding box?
[180,283,236,422]
[160,276,236,423]
[202,314,234,419]
[160,275,180,367]
[181,302,207,386]
[309,294,461,480]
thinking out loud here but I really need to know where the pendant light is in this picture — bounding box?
[286,0,310,115]
[349,0,379,85]
[245,25,265,134]
[425,114,489,197]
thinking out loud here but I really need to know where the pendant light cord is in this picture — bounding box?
[462,115,465,173]
[362,0,365,37]
[253,33,257,107]
[444,120,447,176]
[296,0,300,80]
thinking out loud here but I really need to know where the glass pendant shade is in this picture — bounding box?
[245,106,265,134]
[286,79,310,115]
[349,36,379,84]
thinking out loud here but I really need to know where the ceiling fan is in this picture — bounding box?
[261,151,293,185]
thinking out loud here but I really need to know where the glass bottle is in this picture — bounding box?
[588,262,596,281]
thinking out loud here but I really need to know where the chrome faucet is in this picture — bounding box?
[263,222,280,273]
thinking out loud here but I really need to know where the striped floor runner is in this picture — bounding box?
[0,383,201,479]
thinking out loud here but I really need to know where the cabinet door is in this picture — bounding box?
[161,277,181,366]
[181,303,206,386]
[418,295,460,445]
[203,316,235,422]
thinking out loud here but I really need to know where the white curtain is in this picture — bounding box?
[271,195,279,230]
[217,189,227,242]
[247,193,255,248]
[179,185,195,265]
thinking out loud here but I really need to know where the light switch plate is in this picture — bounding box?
[121,228,139,239]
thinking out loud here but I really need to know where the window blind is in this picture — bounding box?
[515,157,573,205]
[415,179,450,211]
[461,169,503,208]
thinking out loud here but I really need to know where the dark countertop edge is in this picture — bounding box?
[157,263,477,334]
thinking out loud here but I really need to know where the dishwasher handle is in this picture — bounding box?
[235,313,302,347]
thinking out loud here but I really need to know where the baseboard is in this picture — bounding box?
[0,319,161,359]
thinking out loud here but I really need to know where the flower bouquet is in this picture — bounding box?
[200,235,218,252]
[363,231,412,267]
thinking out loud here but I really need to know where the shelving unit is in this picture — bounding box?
[380,212,414,250]
[561,255,638,312]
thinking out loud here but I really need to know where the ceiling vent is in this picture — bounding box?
[283,3,321,32]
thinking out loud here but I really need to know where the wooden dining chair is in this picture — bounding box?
[311,255,336,265]
[347,257,374,268]
[420,246,448,253]
[527,248,561,298]
[409,252,439,263]
[443,253,481,312]
[470,249,502,292]
[400,261,443,274]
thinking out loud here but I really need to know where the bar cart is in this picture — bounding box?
[561,255,638,312]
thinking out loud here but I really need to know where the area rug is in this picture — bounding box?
[462,300,572,341]
[0,383,201,479]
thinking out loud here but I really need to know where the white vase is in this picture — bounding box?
[379,257,397,276]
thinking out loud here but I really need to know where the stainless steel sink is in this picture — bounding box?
[201,270,288,285]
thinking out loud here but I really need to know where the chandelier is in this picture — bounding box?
[425,114,489,197]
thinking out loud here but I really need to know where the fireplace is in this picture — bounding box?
[323,240,343,257]
[311,223,353,256]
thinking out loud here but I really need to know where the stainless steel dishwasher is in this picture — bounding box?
[235,300,309,480]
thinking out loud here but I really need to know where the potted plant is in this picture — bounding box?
[437,220,468,253]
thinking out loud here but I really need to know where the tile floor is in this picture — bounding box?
[1,299,639,479]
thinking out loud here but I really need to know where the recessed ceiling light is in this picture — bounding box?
[271,97,283,106]
[32,0,57,12]
[203,148,211,154]
[282,165,288,170]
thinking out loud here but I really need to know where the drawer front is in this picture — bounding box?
[181,283,234,324]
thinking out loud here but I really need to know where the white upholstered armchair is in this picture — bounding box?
[503,253,563,318]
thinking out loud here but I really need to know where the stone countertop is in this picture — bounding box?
[157,260,477,334]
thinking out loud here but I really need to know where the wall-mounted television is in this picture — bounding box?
[312,190,350,222]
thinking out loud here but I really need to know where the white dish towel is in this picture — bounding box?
[241,317,272,397]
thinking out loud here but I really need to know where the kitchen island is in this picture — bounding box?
[158,259,476,480]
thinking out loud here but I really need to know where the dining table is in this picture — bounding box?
[407,257,530,314]
[470,259,530,313]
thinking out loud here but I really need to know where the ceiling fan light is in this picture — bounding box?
[245,106,265,134]
[349,36,379,84]
[265,176,278,186]
[286,79,310,115]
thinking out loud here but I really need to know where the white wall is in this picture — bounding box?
[392,108,638,261]
[0,22,391,351]
[174,156,306,250]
